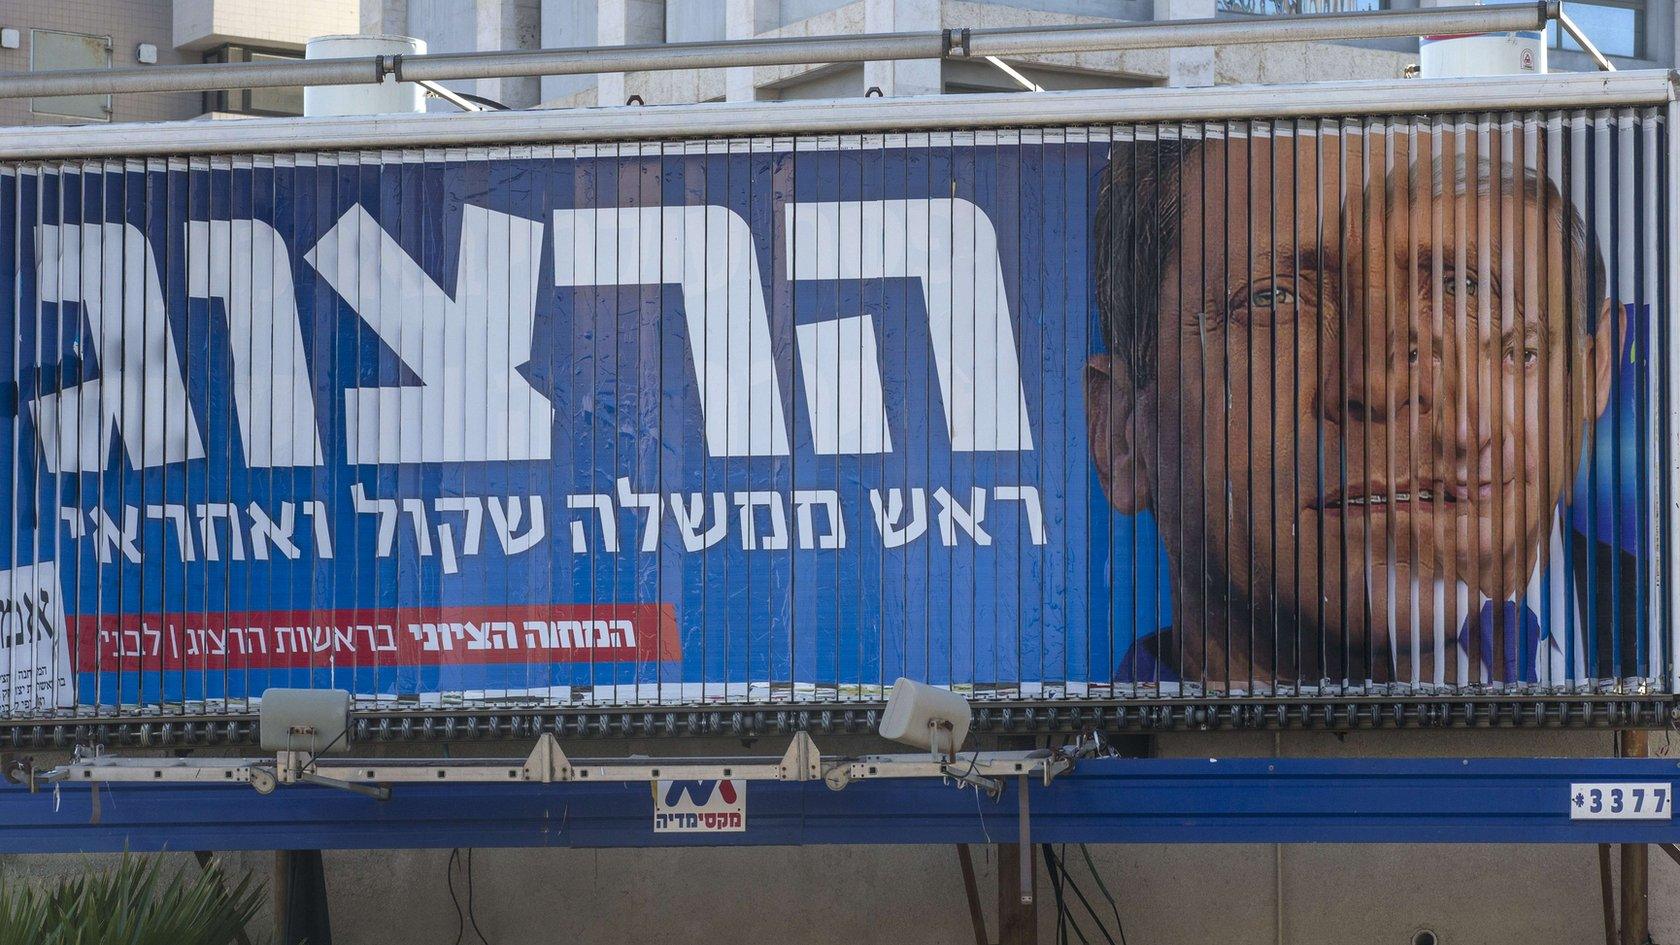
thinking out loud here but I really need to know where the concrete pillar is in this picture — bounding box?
[474,0,543,108]
[1153,0,1215,87]
[359,0,409,36]
[540,0,599,105]
[725,0,778,102]
[864,0,941,97]
[1654,0,1678,67]
[598,0,666,105]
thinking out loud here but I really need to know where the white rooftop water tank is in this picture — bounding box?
[304,34,427,118]
[1419,29,1546,78]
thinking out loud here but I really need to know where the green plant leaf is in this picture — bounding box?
[0,853,266,945]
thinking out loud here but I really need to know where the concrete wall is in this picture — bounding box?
[536,0,596,103]
[4,727,1677,944]
[318,730,1680,944]
[1,0,364,127]
[780,0,859,28]
[0,0,196,126]
[668,0,729,43]
[172,0,359,51]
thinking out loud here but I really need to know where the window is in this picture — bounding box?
[1218,0,1384,14]
[30,29,113,122]
[1554,0,1643,59]
[202,45,305,117]
[1483,0,1645,60]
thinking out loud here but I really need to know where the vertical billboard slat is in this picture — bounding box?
[0,163,16,716]
[1666,96,1680,695]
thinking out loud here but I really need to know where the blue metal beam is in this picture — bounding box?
[5,757,1680,853]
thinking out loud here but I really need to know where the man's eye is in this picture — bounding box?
[1230,280,1301,324]
[1443,271,1478,297]
[1252,286,1296,307]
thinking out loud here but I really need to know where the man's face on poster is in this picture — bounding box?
[1086,132,1617,681]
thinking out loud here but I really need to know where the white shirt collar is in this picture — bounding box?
[1450,510,1580,686]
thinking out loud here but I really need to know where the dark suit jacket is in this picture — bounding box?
[1567,526,1649,682]
[1111,526,1651,686]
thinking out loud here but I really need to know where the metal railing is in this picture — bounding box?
[0,2,1555,101]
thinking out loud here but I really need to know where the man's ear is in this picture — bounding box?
[1589,299,1620,419]
[1085,354,1151,514]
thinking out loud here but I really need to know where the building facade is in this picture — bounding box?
[0,0,359,126]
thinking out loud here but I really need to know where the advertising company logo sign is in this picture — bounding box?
[654,779,746,834]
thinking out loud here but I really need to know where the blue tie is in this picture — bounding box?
[1458,600,1542,683]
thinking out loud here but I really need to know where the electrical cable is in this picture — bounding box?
[1047,844,1125,945]
[446,848,465,945]
[466,848,490,944]
[1041,843,1089,945]
[1051,845,1117,945]
[1041,843,1066,944]
[1078,843,1130,945]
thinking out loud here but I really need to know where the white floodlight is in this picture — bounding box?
[879,677,971,757]
[259,689,352,755]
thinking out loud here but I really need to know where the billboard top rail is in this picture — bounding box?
[0,2,1555,105]
[0,70,1672,162]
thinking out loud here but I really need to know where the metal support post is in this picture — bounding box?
[274,850,333,945]
[1600,843,1618,945]
[1619,729,1650,945]
[1017,776,1034,906]
[997,843,1037,945]
[956,845,990,945]
[998,778,1040,945]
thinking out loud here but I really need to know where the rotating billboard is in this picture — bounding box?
[0,109,1669,717]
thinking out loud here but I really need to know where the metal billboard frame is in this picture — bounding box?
[1,70,1678,748]
[8,756,1680,851]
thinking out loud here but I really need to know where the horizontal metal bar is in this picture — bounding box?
[0,4,1552,103]
[0,56,385,100]
[48,745,1064,789]
[51,758,253,784]
[0,70,1667,162]
[392,31,944,85]
[8,756,1680,852]
[3,694,1674,750]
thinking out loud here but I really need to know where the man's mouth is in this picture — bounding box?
[1306,481,1479,511]
[1313,489,1441,510]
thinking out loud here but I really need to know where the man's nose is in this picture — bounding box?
[1318,317,1438,427]
[1436,330,1499,461]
